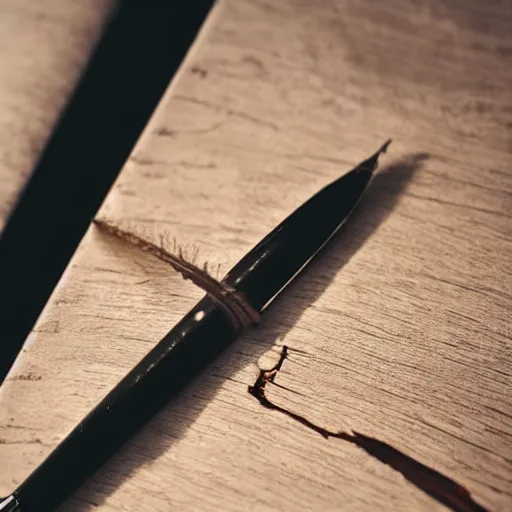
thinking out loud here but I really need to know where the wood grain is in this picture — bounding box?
[0,0,115,230]
[1,0,511,510]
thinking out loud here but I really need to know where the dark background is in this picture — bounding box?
[0,0,215,382]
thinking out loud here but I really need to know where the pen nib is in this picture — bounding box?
[358,139,392,173]
[379,138,392,155]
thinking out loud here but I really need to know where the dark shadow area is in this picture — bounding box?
[0,0,215,384]
[70,153,428,510]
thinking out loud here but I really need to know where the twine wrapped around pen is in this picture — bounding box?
[92,219,260,331]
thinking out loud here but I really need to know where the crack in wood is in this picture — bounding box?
[249,346,489,512]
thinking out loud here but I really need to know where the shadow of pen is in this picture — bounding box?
[69,152,428,511]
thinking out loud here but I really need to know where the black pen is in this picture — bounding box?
[0,140,390,512]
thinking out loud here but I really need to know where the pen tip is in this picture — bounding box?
[379,139,392,154]
[356,139,392,174]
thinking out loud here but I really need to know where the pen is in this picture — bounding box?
[0,140,390,512]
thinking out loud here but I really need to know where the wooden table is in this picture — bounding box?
[0,0,114,231]
[1,0,511,510]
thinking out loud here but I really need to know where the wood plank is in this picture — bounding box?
[0,0,115,230]
[1,0,511,510]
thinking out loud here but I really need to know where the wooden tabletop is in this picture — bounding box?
[1,0,511,510]
[0,0,114,231]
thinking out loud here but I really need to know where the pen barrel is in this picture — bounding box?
[14,296,236,512]
[223,164,375,310]
[12,143,387,511]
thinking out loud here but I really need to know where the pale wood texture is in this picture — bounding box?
[1,0,511,510]
[0,0,115,230]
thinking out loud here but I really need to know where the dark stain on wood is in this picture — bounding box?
[191,65,208,78]
[249,345,489,512]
